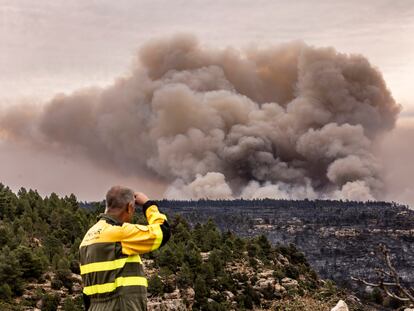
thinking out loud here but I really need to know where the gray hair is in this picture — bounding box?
[106,186,134,210]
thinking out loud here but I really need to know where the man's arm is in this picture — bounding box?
[119,193,171,255]
[142,200,171,247]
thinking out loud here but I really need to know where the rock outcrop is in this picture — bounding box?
[331,300,349,311]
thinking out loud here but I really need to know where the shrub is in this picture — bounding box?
[148,275,163,296]
[62,297,82,311]
[0,284,12,301]
[55,269,73,292]
[51,278,63,290]
[41,293,60,311]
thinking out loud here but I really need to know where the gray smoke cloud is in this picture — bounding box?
[0,34,400,201]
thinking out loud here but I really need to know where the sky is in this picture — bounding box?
[0,0,413,201]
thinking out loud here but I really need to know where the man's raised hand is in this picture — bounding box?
[134,192,149,206]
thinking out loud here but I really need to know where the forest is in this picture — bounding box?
[0,183,410,310]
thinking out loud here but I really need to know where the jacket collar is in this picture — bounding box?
[98,213,123,226]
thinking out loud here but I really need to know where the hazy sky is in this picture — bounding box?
[0,0,413,200]
[1,0,413,109]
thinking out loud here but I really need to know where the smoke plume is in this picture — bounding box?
[0,35,401,201]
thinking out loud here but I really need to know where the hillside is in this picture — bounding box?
[0,184,410,310]
[156,199,414,292]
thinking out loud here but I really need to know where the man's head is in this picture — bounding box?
[105,186,135,224]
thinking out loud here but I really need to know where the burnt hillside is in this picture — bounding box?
[156,199,414,289]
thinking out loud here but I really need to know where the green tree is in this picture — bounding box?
[200,262,215,284]
[57,257,70,271]
[247,242,259,258]
[0,284,12,302]
[62,297,79,311]
[233,236,246,257]
[257,234,272,259]
[184,242,202,270]
[173,222,191,243]
[148,275,163,296]
[66,194,79,212]
[0,246,24,295]
[194,275,208,306]
[177,263,193,288]
[0,185,15,220]
[45,235,63,261]
[55,269,73,292]
[0,224,13,248]
[208,250,224,275]
[158,244,179,272]
[14,245,46,279]
[41,293,60,311]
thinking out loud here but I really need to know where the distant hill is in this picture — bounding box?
[83,198,414,307]
[154,199,414,292]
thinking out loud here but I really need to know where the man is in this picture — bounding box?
[79,186,171,310]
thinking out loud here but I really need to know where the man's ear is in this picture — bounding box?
[128,202,134,215]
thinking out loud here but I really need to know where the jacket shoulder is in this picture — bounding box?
[80,220,124,247]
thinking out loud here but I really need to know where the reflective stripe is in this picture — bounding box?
[82,261,145,287]
[80,255,142,275]
[148,212,167,225]
[150,225,163,251]
[83,276,148,295]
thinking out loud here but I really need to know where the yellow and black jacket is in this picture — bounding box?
[79,201,170,310]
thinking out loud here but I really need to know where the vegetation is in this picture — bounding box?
[0,183,377,310]
[151,197,414,299]
[0,183,93,310]
[147,216,315,309]
[352,244,413,309]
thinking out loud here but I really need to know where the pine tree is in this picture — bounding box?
[194,275,208,305]
[41,293,60,311]
[0,185,13,220]
[14,245,46,279]
[0,246,24,295]
[148,275,163,296]
[0,284,12,302]
[177,263,193,288]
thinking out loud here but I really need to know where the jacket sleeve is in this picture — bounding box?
[120,200,171,255]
